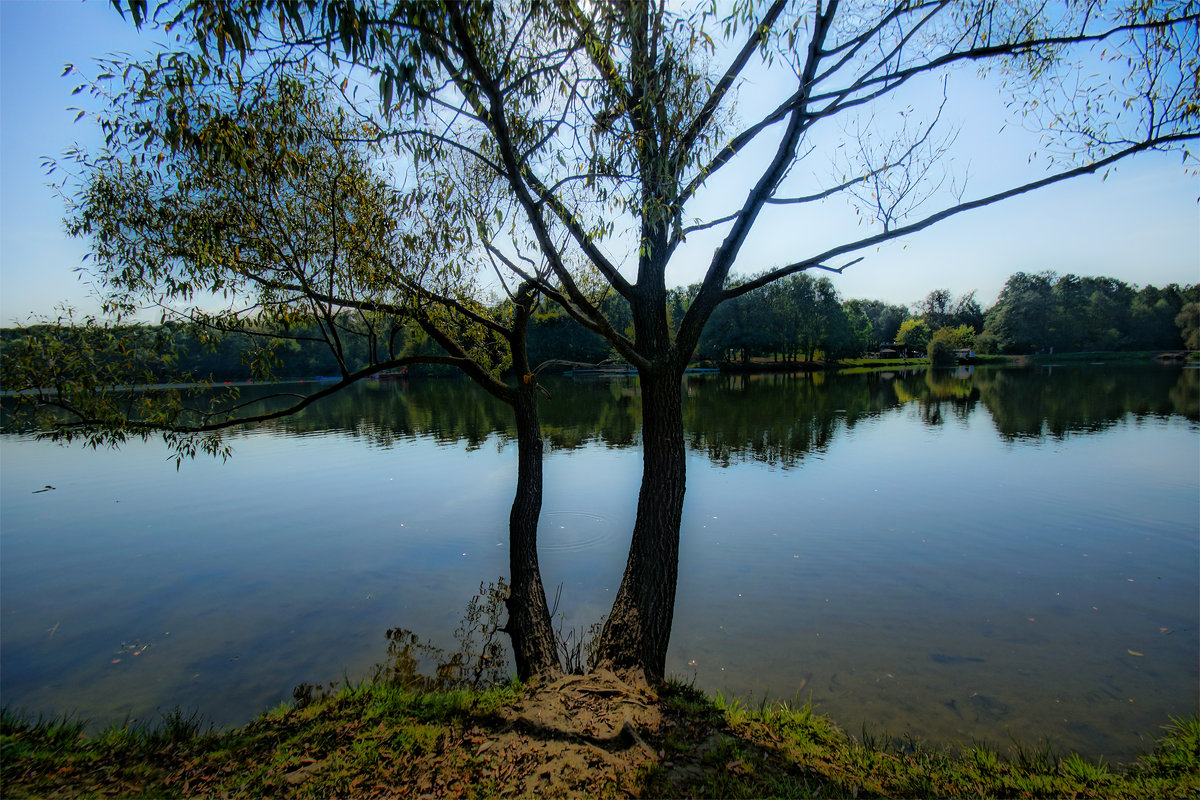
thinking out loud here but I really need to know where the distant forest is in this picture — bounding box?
[2,270,1197,383]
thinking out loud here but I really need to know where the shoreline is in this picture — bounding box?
[3,676,1196,798]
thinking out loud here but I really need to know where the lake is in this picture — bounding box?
[2,364,1196,760]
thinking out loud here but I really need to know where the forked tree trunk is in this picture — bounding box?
[504,386,562,681]
[592,367,686,679]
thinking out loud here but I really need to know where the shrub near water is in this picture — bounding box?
[928,336,957,366]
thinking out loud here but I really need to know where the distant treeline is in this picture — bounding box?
[2,271,1196,383]
[694,270,1198,364]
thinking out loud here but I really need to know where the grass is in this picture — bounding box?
[3,682,1197,799]
[832,355,1014,372]
[1,680,525,799]
[653,686,1199,799]
[836,357,932,368]
[838,352,1190,370]
[724,351,1183,374]
[1022,350,1191,364]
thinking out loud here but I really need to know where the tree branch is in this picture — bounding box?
[670,0,788,172]
[44,354,473,437]
[727,132,1197,298]
[441,4,635,330]
[676,0,839,361]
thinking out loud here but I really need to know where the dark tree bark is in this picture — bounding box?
[413,285,562,681]
[503,384,561,681]
[501,288,563,681]
[592,363,686,679]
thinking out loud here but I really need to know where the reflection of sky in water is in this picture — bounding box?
[671,408,1197,758]
[1,371,1196,761]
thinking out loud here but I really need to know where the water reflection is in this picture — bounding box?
[1,364,1195,760]
[231,365,1197,461]
[972,365,1197,439]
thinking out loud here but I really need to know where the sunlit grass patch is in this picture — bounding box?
[1138,714,1200,775]
[679,691,1200,800]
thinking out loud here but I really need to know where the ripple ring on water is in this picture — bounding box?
[540,511,614,552]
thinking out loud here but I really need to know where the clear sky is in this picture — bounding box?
[1,0,1197,324]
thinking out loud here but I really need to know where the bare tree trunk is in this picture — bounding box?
[592,366,685,679]
[504,385,562,681]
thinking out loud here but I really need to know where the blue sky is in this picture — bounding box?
[1,0,1197,324]
[1,0,153,323]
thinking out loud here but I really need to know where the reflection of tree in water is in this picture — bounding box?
[235,379,510,449]
[118,366,1196,464]
[906,369,981,427]
[684,371,918,468]
[249,376,642,452]
[1169,369,1199,421]
[974,366,1198,439]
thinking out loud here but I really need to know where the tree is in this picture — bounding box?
[700,284,774,363]
[1053,275,1135,350]
[927,332,958,366]
[765,274,816,362]
[927,324,973,366]
[63,0,1200,679]
[937,324,977,350]
[915,288,953,330]
[11,76,569,679]
[1128,285,1187,350]
[981,271,1058,353]
[1177,303,1200,350]
[949,291,985,333]
[841,300,873,357]
[979,271,1193,354]
[895,318,932,354]
[915,288,984,335]
[855,299,910,350]
[799,277,849,363]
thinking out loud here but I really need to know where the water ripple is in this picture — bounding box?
[540,511,615,552]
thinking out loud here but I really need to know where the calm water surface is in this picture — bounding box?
[2,365,1196,759]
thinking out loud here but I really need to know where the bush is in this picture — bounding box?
[928,336,957,366]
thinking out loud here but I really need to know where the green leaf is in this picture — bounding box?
[381,74,394,114]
